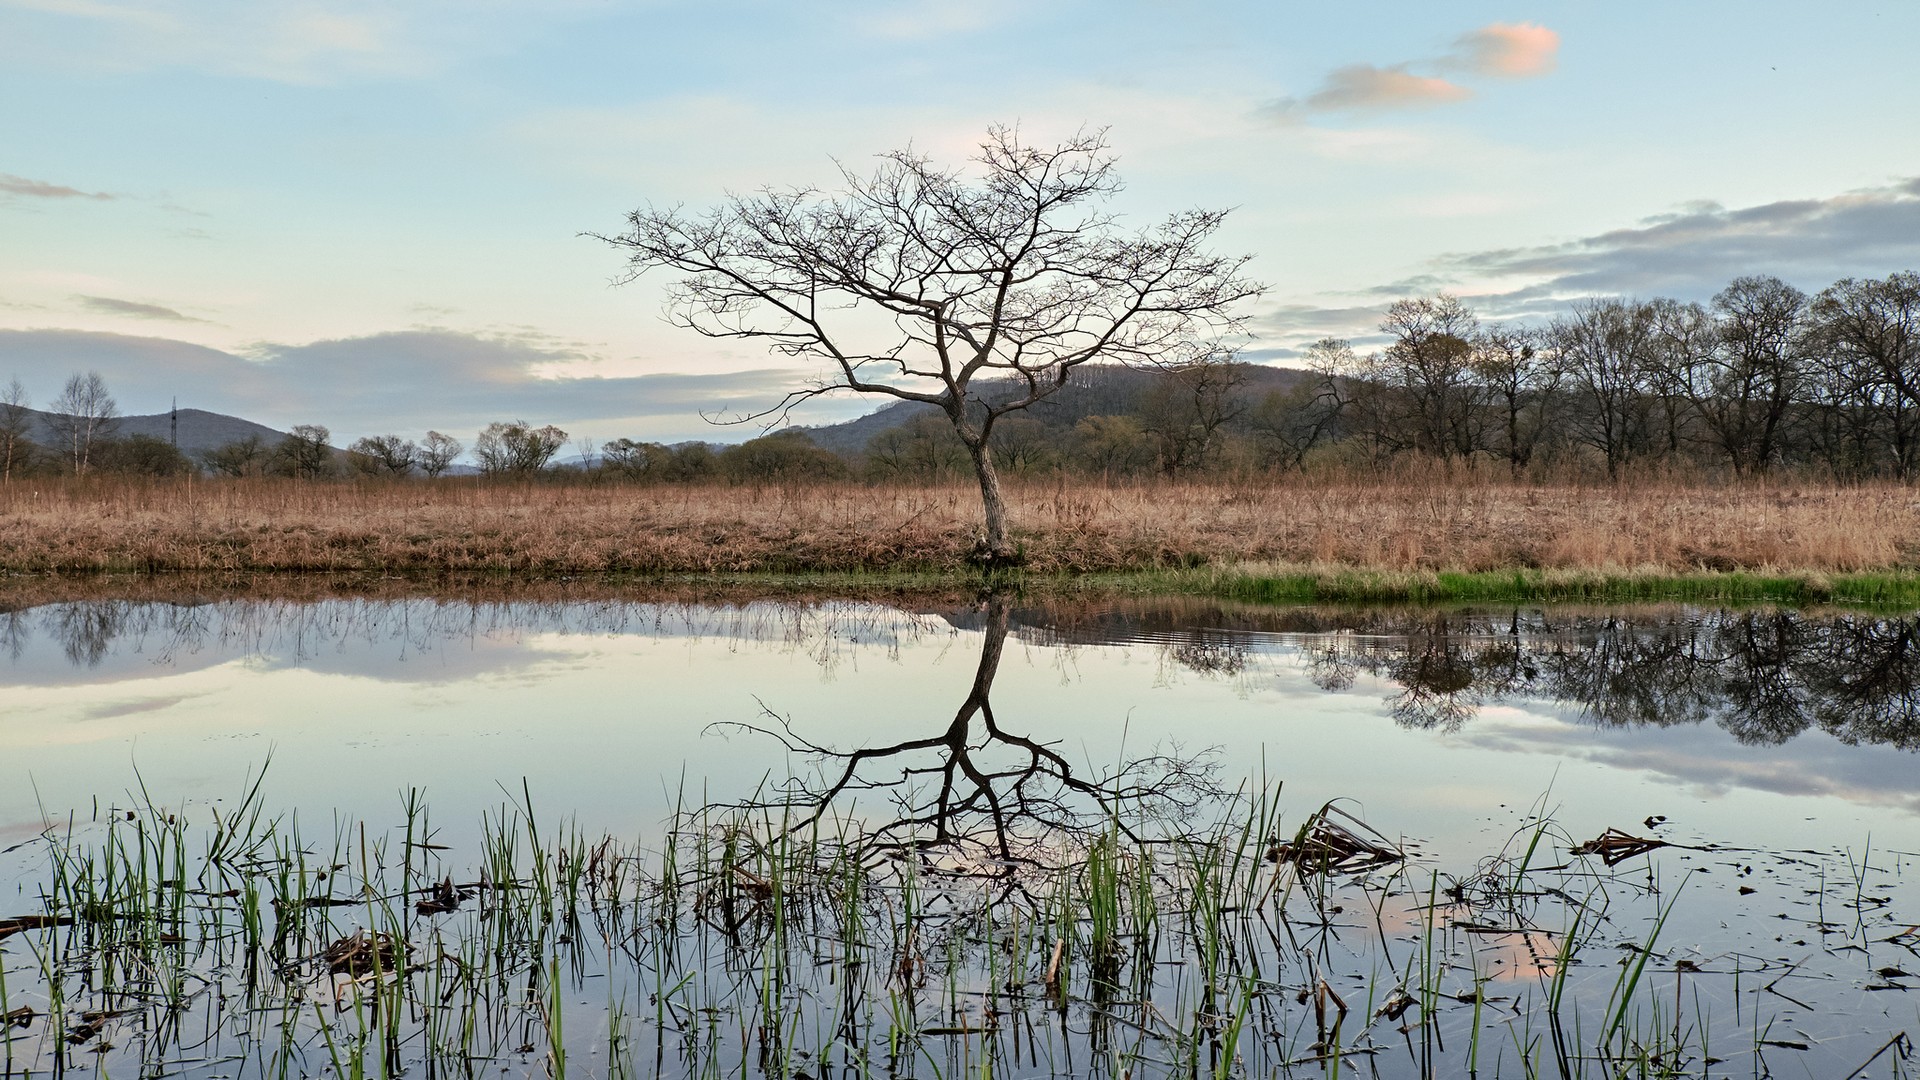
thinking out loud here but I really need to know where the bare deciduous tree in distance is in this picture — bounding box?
[596,127,1263,564]
[50,371,119,475]
[1811,272,1920,479]
[347,434,419,477]
[474,421,568,477]
[0,377,32,484]
[271,424,335,479]
[418,431,463,478]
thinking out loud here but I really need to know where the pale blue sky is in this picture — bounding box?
[2,0,1917,443]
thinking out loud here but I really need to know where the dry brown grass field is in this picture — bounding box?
[1,471,1915,577]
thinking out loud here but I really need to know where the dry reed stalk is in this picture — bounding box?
[0,475,1914,576]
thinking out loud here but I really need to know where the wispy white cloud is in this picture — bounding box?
[74,294,210,322]
[0,0,613,83]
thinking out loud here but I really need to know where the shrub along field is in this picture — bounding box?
[1,472,1916,601]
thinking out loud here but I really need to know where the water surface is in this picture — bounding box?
[4,591,1919,1078]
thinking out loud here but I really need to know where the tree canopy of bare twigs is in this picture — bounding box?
[595,126,1263,562]
[270,424,335,479]
[347,435,419,477]
[49,371,118,475]
[0,377,33,484]
[418,431,463,478]
[474,421,568,476]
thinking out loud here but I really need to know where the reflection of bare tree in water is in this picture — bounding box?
[1805,618,1920,747]
[0,604,29,661]
[720,594,1219,869]
[1384,618,1482,731]
[49,601,130,668]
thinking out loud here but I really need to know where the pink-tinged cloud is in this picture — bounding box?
[0,173,113,200]
[1448,22,1560,78]
[1304,63,1473,111]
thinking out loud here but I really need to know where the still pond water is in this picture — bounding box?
[4,592,1920,1078]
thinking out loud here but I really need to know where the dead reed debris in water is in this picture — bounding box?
[1267,802,1404,876]
[322,930,409,976]
[1570,828,1670,867]
[0,914,72,939]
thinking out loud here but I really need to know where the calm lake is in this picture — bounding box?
[4,590,1919,1078]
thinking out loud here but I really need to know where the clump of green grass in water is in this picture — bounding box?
[0,778,1908,1079]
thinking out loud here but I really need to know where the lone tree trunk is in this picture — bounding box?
[957,425,1013,563]
[596,127,1261,565]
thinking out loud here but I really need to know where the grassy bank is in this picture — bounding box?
[1105,563,1920,607]
[1,475,1916,598]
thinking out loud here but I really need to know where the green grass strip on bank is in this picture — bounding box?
[1117,565,1920,608]
[11,563,1920,611]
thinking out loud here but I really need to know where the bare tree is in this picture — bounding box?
[473,421,568,476]
[347,434,418,477]
[1472,326,1560,477]
[865,412,970,480]
[270,424,335,479]
[1551,299,1660,480]
[572,435,599,471]
[598,437,659,479]
[0,377,33,483]
[1647,278,1810,475]
[596,127,1262,563]
[201,435,267,477]
[1811,273,1920,478]
[1136,353,1247,475]
[49,371,119,475]
[1247,337,1350,469]
[418,431,463,478]
[1359,295,1486,460]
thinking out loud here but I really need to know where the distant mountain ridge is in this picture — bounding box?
[18,407,289,458]
[795,363,1307,454]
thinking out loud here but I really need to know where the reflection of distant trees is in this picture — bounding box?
[47,601,131,668]
[0,605,29,661]
[9,597,954,673]
[16,593,1920,753]
[1136,607,1920,750]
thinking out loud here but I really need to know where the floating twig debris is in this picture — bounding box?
[1570,828,1670,867]
[0,914,72,939]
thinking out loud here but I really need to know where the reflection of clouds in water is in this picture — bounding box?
[0,818,53,849]
[1457,705,1920,817]
[0,599,952,689]
[78,692,207,721]
[12,595,1920,826]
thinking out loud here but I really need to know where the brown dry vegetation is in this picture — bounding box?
[2,469,1916,577]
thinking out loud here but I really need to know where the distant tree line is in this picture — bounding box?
[7,270,1915,486]
[1311,271,1920,480]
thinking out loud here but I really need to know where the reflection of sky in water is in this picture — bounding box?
[5,599,1919,864]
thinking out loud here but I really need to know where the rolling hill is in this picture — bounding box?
[18,407,289,459]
